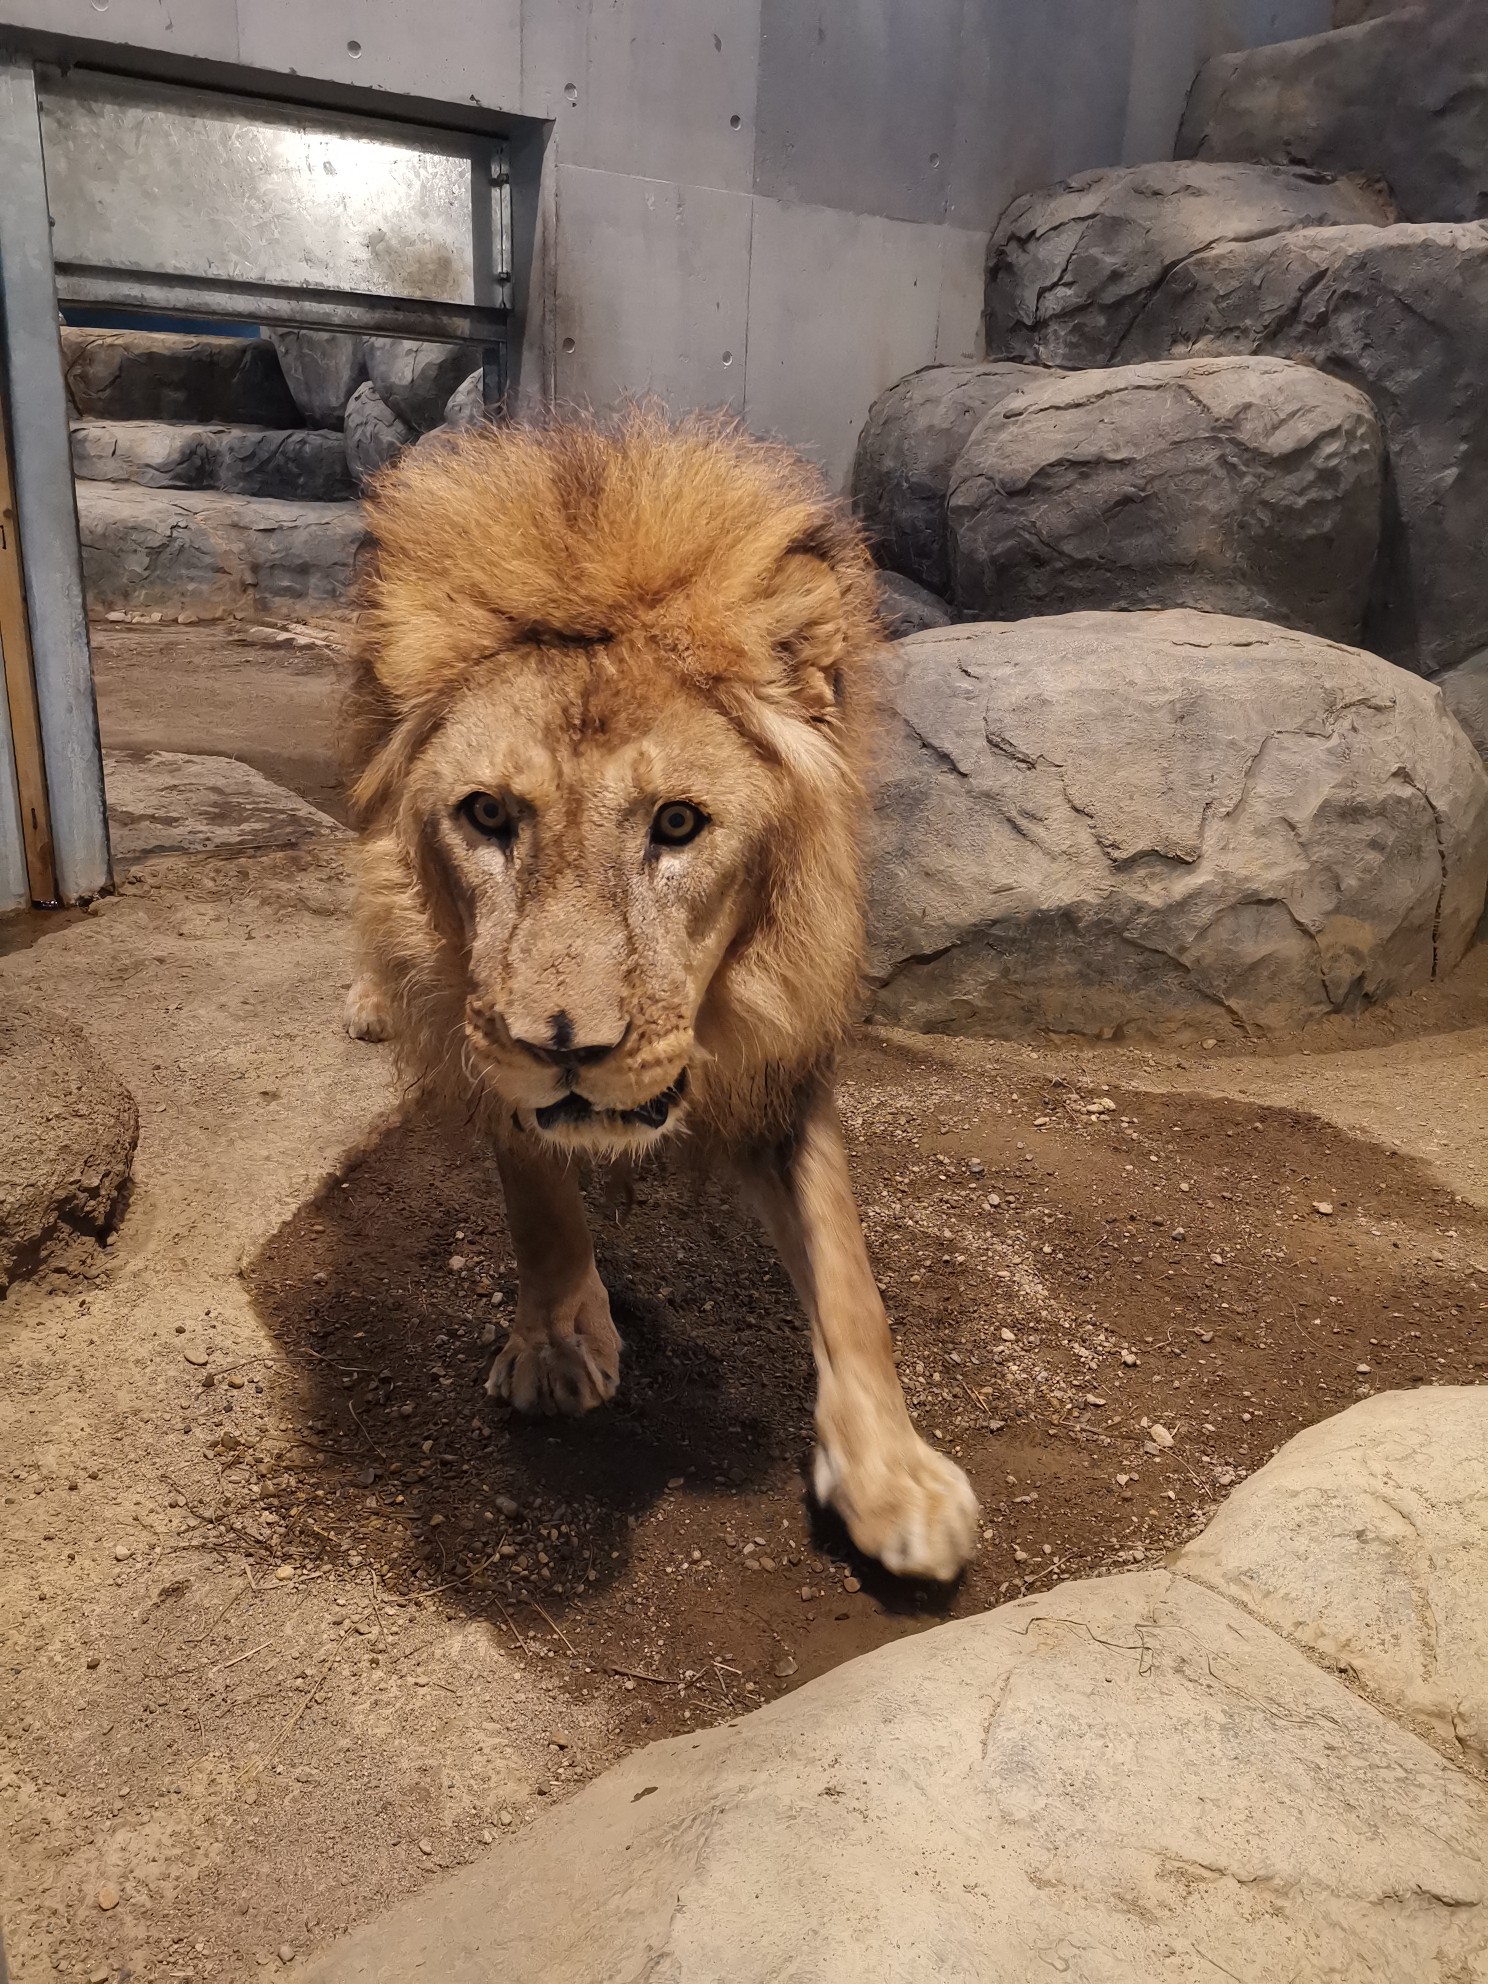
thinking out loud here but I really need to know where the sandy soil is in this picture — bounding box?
[2,622,1486,1982]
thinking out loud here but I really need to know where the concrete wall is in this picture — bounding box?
[0,0,1332,481]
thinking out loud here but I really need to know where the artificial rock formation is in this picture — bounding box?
[947,356,1383,642]
[1010,220,1488,676]
[343,382,416,486]
[77,482,369,613]
[1180,3,1488,224]
[70,420,354,503]
[60,328,302,427]
[983,160,1393,370]
[865,610,1488,1039]
[1439,652,1488,765]
[875,570,953,638]
[364,338,482,434]
[300,1390,1488,1984]
[850,363,1053,595]
[0,1004,136,1292]
[267,329,368,430]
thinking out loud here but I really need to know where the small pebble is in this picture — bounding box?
[842,1575,861,1593]
[666,1476,684,1490]
[87,1655,101,1670]
[278,1945,295,1965]
[1313,1201,1335,1217]
[772,1655,798,1678]
[275,1565,295,1582]
[182,1346,208,1367]
[417,1838,433,1855]
[113,1544,131,1562]
[479,1827,493,1844]
[499,1809,514,1827]
[481,1324,498,1346]
[799,1586,815,1602]
[1356,1362,1372,1375]
[1150,1424,1175,1448]
[494,1494,520,1518]
[97,1884,120,1911]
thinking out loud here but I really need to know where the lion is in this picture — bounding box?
[342,410,979,1582]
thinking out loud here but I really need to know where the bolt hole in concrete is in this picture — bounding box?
[564,82,579,103]
[730,113,742,128]
[346,39,362,57]
[722,351,733,366]
[562,337,577,354]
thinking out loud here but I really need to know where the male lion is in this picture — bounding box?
[343,412,979,1581]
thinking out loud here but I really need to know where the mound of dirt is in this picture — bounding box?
[0,1003,137,1291]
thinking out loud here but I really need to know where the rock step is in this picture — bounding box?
[1179,3,1488,225]
[71,420,354,503]
[61,328,302,426]
[78,482,368,614]
[946,355,1384,646]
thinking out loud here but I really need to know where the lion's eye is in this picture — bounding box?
[650,801,707,849]
[459,791,513,844]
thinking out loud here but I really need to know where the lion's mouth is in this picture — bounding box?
[534,1070,688,1135]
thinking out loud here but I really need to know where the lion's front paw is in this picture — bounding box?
[814,1429,979,1581]
[484,1275,622,1416]
[344,973,392,1043]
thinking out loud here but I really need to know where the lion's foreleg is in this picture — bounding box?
[486,1140,622,1415]
[738,1081,979,1581]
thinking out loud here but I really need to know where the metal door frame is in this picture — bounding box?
[0,54,518,909]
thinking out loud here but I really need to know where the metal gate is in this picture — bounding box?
[0,58,514,908]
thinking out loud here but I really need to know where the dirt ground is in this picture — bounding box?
[3,620,1488,1983]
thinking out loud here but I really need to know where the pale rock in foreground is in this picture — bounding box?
[297,1558,1488,1983]
[865,610,1488,1038]
[1177,1387,1488,1777]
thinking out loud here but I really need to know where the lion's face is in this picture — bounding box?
[349,414,881,1152]
[408,652,780,1152]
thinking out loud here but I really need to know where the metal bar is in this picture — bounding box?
[55,268,509,344]
[0,55,109,903]
[0,375,57,904]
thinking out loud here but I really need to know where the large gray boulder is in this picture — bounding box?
[78,482,370,612]
[299,1552,1488,1982]
[1074,222,1488,676]
[442,369,487,429]
[947,356,1383,643]
[266,329,367,429]
[851,364,1053,594]
[984,161,1394,370]
[1180,4,1488,224]
[60,329,301,426]
[0,1004,136,1292]
[343,382,415,487]
[1177,1388,1488,1779]
[71,420,354,502]
[1439,651,1488,764]
[364,338,481,434]
[866,611,1488,1039]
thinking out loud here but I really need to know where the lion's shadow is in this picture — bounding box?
[245,1108,823,1621]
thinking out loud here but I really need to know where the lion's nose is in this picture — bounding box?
[510,1010,630,1068]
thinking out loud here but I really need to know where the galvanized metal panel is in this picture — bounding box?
[743,197,944,487]
[0,57,109,903]
[554,164,751,416]
[41,72,486,307]
[236,0,522,112]
[523,0,760,194]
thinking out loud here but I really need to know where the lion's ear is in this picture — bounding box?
[755,551,850,718]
